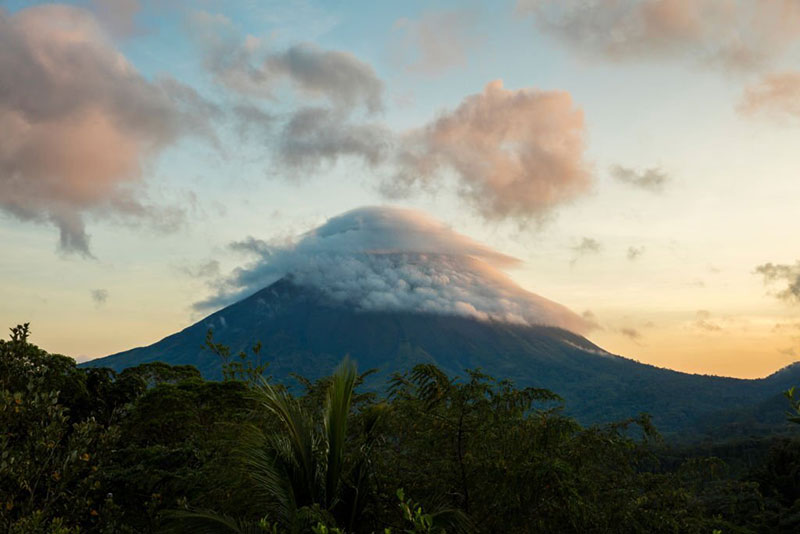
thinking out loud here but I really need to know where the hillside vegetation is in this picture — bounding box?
[3,324,800,533]
[85,279,800,437]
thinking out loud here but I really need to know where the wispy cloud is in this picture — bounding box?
[570,237,601,266]
[611,165,669,192]
[180,260,221,279]
[91,289,109,306]
[188,9,388,177]
[189,11,384,113]
[392,9,481,75]
[694,310,722,332]
[620,327,641,341]
[627,246,645,261]
[520,0,800,72]
[278,107,390,174]
[581,310,603,331]
[739,72,800,121]
[755,261,800,303]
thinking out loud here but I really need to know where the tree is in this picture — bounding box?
[0,324,127,533]
[171,358,386,534]
[786,387,800,424]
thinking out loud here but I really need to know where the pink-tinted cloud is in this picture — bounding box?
[521,0,800,71]
[389,80,590,221]
[739,72,800,119]
[0,5,214,255]
[90,0,142,38]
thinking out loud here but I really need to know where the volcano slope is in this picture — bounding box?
[84,277,800,436]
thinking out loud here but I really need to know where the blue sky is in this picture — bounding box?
[3,0,800,377]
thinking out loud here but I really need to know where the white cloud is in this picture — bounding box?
[197,206,589,333]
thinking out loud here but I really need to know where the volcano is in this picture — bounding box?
[84,207,800,436]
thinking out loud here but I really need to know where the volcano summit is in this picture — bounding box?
[86,207,800,435]
[194,206,589,332]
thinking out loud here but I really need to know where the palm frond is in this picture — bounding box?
[251,377,318,503]
[430,507,477,534]
[324,356,357,508]
[238,427,297,526]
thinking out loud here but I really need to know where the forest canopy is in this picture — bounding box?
[1,324,799,533]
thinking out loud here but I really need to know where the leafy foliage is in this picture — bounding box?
[786,387,800,424]
[2,324,800,533]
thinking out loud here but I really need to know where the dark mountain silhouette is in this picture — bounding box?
[84,278,800,436]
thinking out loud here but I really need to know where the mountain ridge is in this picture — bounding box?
[83,278,800,437]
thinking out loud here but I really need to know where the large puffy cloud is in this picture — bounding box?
[0,5,215,255]
[520,0,800,71]
[389,80,590,221]
[198,206,589,333]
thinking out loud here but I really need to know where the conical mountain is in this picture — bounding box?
[84,207,800,436]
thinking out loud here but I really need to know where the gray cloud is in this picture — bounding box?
[197,206,589,334]
[520,0,800,72]
[581,309,603,330]
[187,11,593,224]
[627,246,645,261]
[265,44,384,114]
[188,9,390,178]
[91,288,109,305]
[180,260,221,279]
[611,165,669,192]
[388,80,591,222]
[232,103,275,142]
[0,5,217,256]
[694,310,722,331]
[229,236,272,257]
[189,12,592,224]
[278,107,391,173]
[620,327,641,340]
[189,11,383,114]
[755,261,800,303]
[570,237,601,266]
[772,321,800,333]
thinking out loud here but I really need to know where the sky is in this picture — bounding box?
[2,0,800,378]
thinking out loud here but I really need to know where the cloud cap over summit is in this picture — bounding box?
[199,206,588,333]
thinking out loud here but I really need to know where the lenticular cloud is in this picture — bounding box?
[199,206,588,333]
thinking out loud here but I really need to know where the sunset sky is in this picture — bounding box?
[3,0,800,378]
